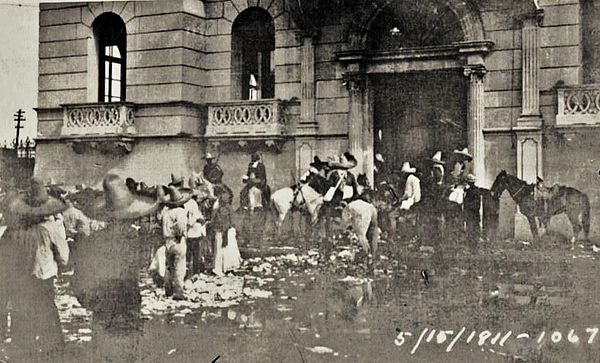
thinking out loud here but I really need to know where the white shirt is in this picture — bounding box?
[184,199,205,238]
[403,174,421,204]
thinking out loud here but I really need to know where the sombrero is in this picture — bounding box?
[169,173,185,187]
[399,162,417,174]
[327,153,357,170]
[88,174,161,220]
[8,177,67,218]
[160,185,193,207]
[428,151,446,165]
[309,156,327,170]
[453,148,473,160]
[204,152,214,160]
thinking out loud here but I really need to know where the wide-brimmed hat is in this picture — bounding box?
[428,151,445,165]
[169,173,184,187]
[309,156,328,170]
[8,177,67,218]
[466,174,477,183]
[205,152,214,160]
[90,174,160,220]
[453,148,472,160]
[328,153,357,170]
[400,162,417,174]
[160,185,193,207]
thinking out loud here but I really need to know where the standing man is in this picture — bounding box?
[463,174,482,244]
[203,153,224,185]
[184,191,205,277]
[422,151,446,243]
[74,174,161,362]
[240,153,270,210]
[0,177,68,361]
[158,186,193,300]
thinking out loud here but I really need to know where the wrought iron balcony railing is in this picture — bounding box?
[557,85,600,126]
[61,102,136,136]
[205,99,287,138]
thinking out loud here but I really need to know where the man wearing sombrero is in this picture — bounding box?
[0,177,69,360]
[72,174,161,361]
[158,185,194,300]
[203,152,224,185]
[450,147,473,185]
[397,162,421,210]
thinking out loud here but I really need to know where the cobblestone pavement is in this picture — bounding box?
[3,232,600,362]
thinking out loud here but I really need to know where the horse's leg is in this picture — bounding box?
[526,215,539,242]
[566,210,581,250]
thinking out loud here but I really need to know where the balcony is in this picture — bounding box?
[61,102,136,137]
[557,85,600,126]
[205,99,287,140]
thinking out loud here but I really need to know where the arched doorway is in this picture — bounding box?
[368,0,468,175]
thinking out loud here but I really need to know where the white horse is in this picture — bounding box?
[340,199,380,256]
[270,182,325,236]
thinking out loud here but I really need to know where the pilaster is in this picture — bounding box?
[463,64,487,187]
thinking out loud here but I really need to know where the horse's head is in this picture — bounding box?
[357,173,370,188]
[490,170,508,198]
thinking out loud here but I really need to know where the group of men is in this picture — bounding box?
[0,155,247,360]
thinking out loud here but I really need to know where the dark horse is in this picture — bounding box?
[490,170,590,246]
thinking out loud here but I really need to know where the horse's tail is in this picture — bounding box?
[582,195,591,237]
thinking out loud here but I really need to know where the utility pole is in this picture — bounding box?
[13,109,25,149]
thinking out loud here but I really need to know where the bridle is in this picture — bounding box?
[493,174,527,201]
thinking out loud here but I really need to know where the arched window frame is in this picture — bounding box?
[231,8,275,101]
[93,13,127,103]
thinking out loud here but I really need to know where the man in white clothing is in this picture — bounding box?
[398,162,421,210]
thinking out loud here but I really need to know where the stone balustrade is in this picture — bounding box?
[557,85,600,126]
[61,102,136,136]
[206,99,287,138]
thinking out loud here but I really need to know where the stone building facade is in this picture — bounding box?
[35,0,600,238]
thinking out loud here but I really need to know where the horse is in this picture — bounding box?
[339,199,380,257]
[270,171,330,237]
[490,170,590,247]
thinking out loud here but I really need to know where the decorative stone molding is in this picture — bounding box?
[342,72,367,93]
[206,99,287,138]
[556,85,600,126]
[68,137,134,156]
[463,64,487,82]
[61,102,136,137]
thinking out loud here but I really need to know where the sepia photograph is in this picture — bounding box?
[0,0,599,361]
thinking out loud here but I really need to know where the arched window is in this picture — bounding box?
[582,0,600,83]
[367,0,463,51]
[93,13,126,102]
[231,8,275,100]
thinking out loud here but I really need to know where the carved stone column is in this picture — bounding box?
[344,72,366,174]
[516,12,544,183]
[463,65,487,187]
[299,35,318,129]
[520,17,541,119]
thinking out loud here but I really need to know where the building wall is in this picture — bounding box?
[35,0,600,238]
[34,138,203,188]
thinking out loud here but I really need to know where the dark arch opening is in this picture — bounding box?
[231,7,275,100]
[367,0,464,51]
[93,12,127,102]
